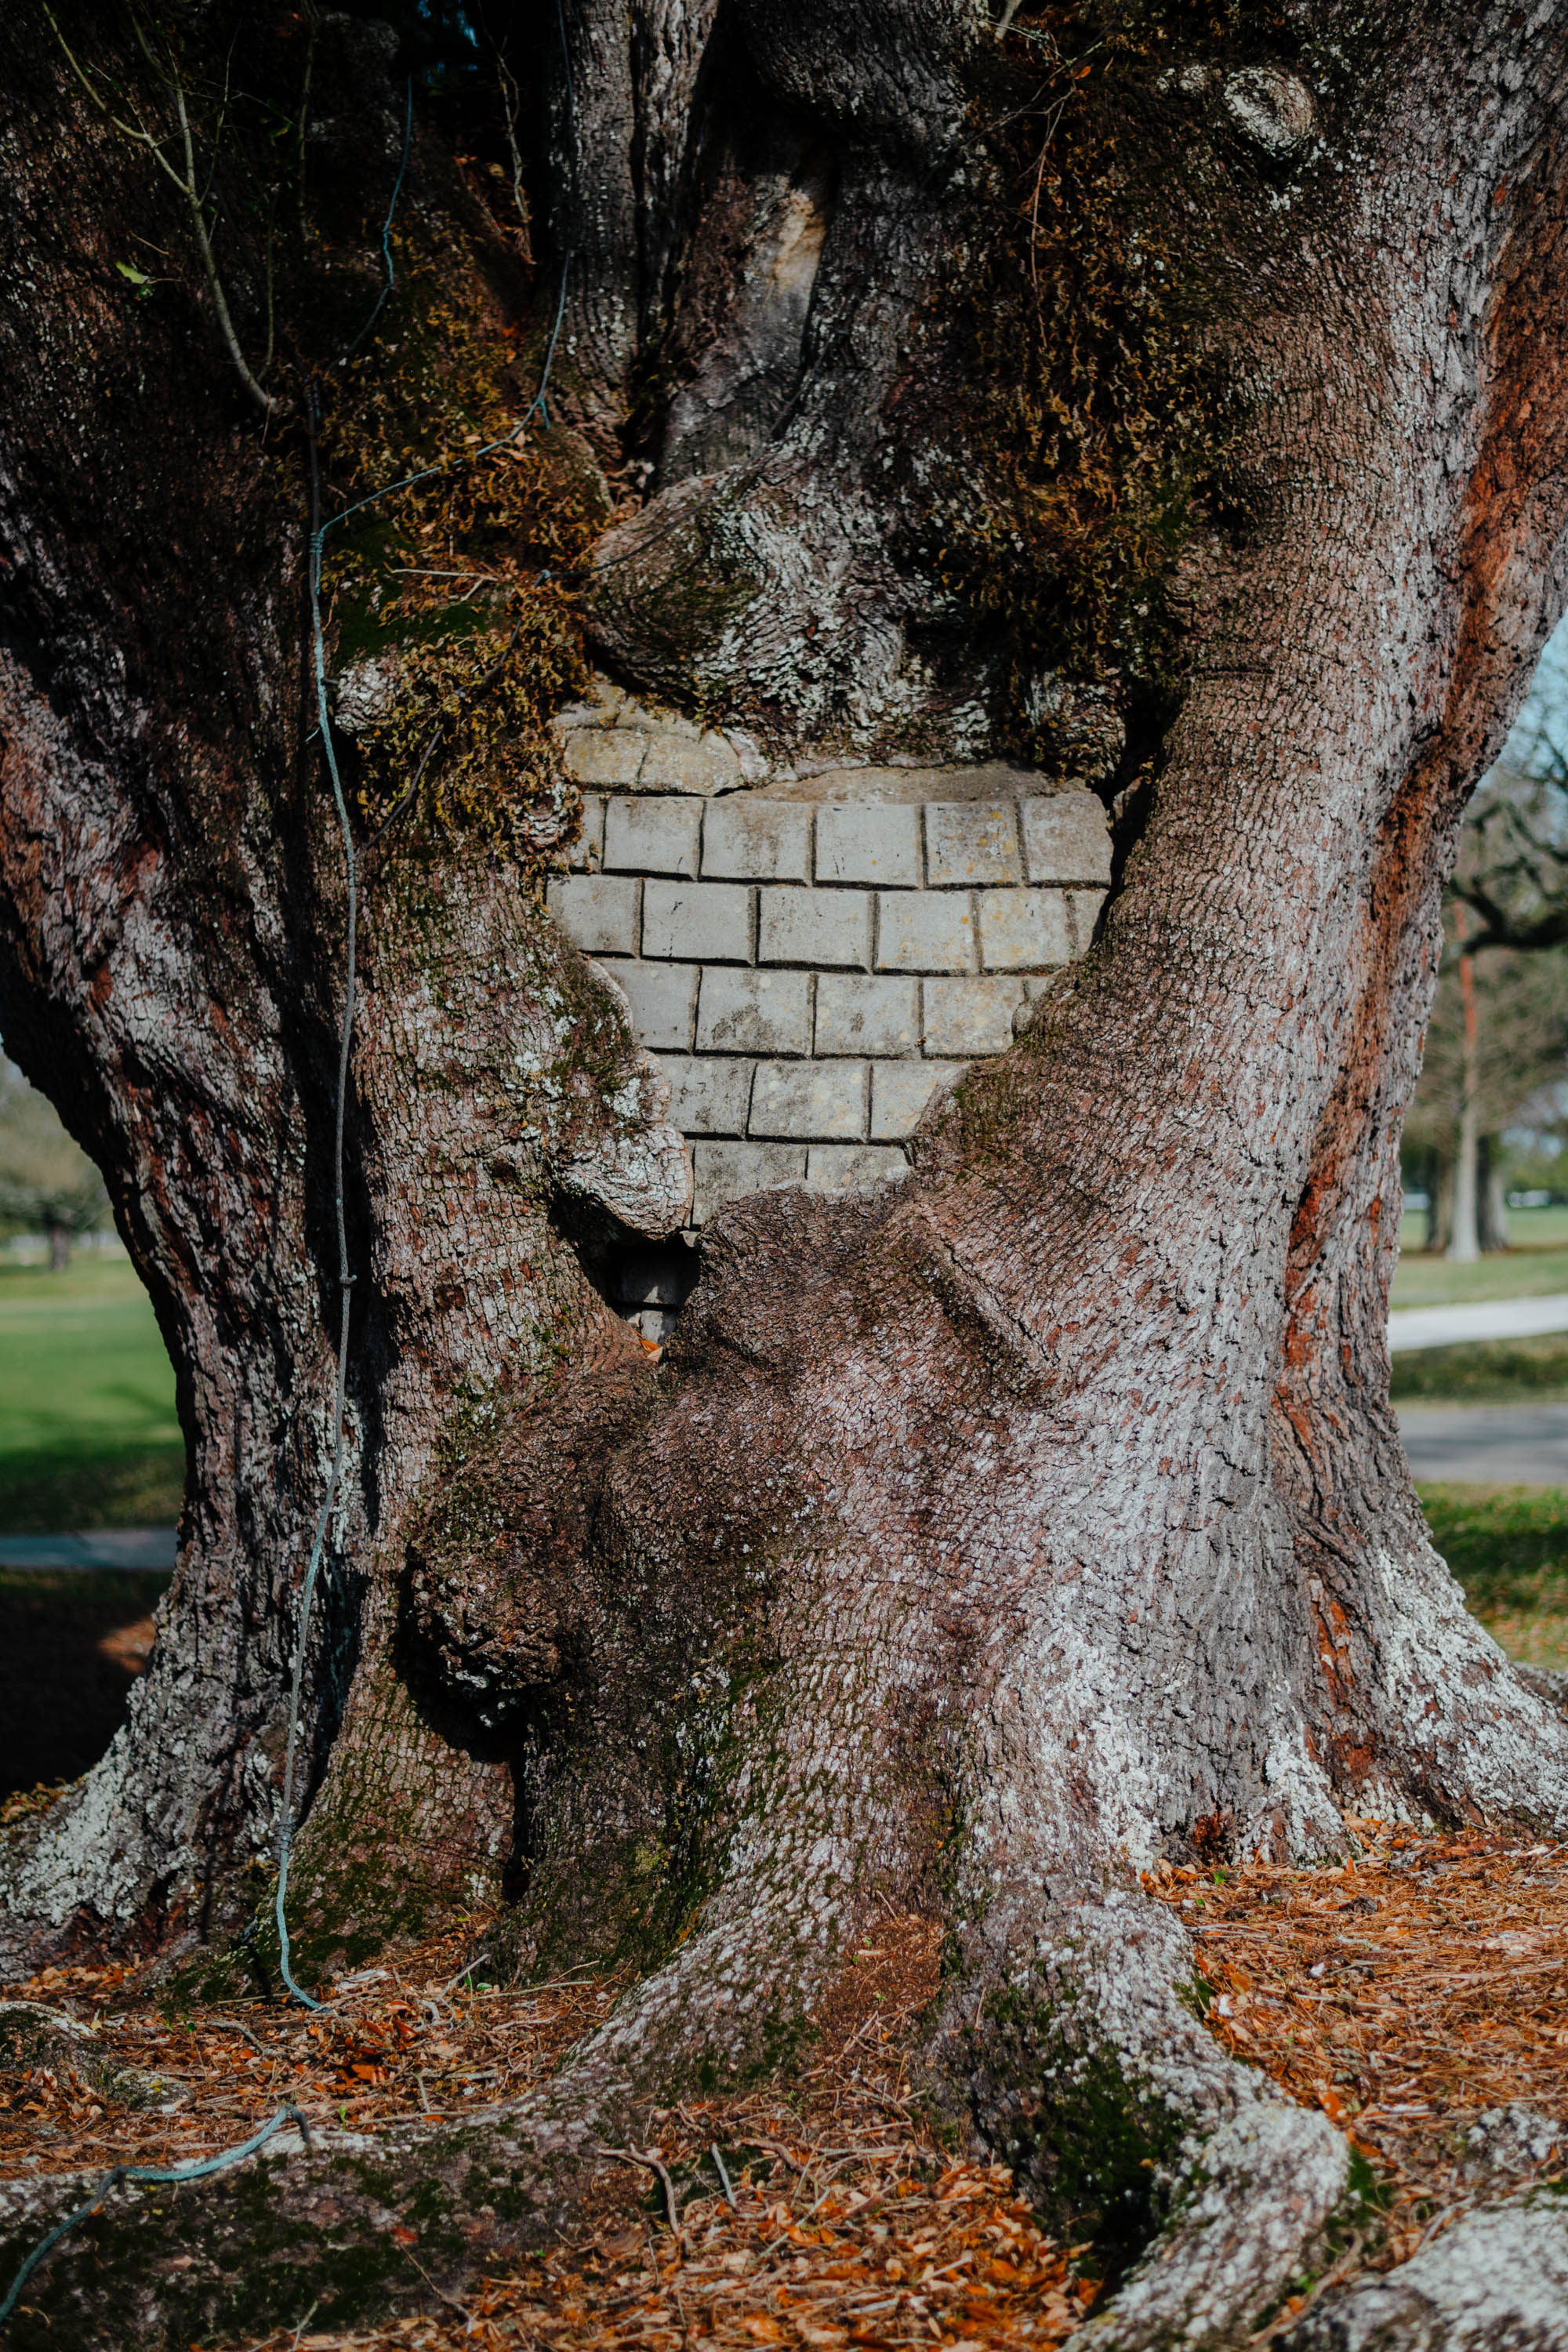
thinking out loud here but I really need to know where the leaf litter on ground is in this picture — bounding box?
[2,1819,1567,2347]
[1143,1813,1568,2282]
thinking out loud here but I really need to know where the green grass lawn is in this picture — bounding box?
[1393,1205,1568,1307]
[0,1255,183,1531]
[1419,1484,1568,1671]
[1391,1333,1568,1403]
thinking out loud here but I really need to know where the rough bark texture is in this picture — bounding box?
[5,0,1568,2342]
[0,5,690,1979]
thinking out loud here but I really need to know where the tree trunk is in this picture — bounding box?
[45,1223,68,1275]
[1425,1149,1454,1256]
[1480,1131,1512,1254]
[1448,1092,1482,1261]
[5,1,1568,2341]
[1446,913,1483,1261]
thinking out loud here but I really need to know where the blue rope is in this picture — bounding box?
[274,383,360,2015]
[0,2107,310,2328]
[341,81,413,365]
[272,251,574,2009]
[0,107,579,2344]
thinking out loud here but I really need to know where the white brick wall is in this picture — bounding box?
[549,786,1110,1221]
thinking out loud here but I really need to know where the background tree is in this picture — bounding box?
[5,2,1568,2342]
[1402,919,1568,1258]
[0,1054,107,1271]
[1406,666,1568,1256]
[1454,648,1568,958]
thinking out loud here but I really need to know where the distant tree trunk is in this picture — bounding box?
[1449,1100,1482,1261]
[1480,1132,1512,1254]
[1447,910,1483,1261]
[6,2,1568,2342]
[1426,1148,1455,1255]
[45,1223,68,1275]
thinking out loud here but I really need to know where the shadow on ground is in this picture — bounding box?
[0,1570,169,1798]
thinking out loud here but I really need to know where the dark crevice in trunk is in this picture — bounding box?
[1102,683,1182,915]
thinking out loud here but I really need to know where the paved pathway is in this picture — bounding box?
[0,1527,177,1570]
[1388,1293,1568,1351]
[1396,1403,1568,1487]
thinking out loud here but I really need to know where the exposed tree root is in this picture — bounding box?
[1287,2199,1568,2350]
[9,1822,1568,2348]
[0,1882,1345,2348]
[934,1889,1348,2349]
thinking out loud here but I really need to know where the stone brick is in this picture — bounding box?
[815,802,920,887]
[696,967,812,1055]
[642,878,752,962]
[757,887,871,970]
[598,959,699,1051]
[603,795,702,877]
[749,1059,867,1141]
[1020,792,1112,884]
[924,802,1022,887]
[638,731,744,794]
[977,887,1072,971]
[922,976,1022,1056]
[546,873,641,956]
[702,799,813,882]
[691,1141,806,1224]
[564,793,605,871]
[652,1054,754,1134]
[814,974,920,1056]
[561,728,646,787]
[805,1144,909,1193]
[869,1059,963,1140]
[1069,889,1109,952]
[876,891,975,974]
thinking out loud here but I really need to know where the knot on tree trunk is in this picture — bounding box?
[402,1367,659,1726]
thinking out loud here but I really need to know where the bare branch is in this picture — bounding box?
[42,4,278,416]
[494,45,534,263]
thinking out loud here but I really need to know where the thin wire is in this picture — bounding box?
[0,2107,310,2328]
[531,252,570,430]
[274,379,358,2014]
[0,93,577,2339]
[554,0,575,112]
[270,252,574,2010]
[340,80,413,365]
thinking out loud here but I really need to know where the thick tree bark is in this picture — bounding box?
[0,7,691,1977]
[6,0,1568,2342]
